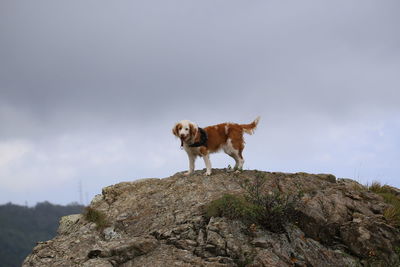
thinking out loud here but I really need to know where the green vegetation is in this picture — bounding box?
[83,206,110,230]
[206,171,301,233]
[368,181,394,194]
[368,181,400,228]
[206,194,258,223]
[0,202,84,267]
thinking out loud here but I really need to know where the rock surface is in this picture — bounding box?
[23,169,400,266]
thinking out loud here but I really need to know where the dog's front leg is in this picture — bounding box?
[184,154,195,176]
[203,154,212,176]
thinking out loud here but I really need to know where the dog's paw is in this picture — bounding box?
[234,168,243,174]
[184,171,193,176]
[204,171,212,176]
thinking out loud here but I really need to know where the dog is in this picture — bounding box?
[172,117,260,175]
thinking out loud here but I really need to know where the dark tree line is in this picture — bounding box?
[0,202,84,267]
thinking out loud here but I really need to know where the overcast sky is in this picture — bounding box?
[1,0,399,206]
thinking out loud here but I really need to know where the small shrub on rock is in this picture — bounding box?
[238,171,302,233]
[205,171,301,233]
[205,194,257,223]
[83,207,110,230]
[368,181,400,228]
[384,207,400,228]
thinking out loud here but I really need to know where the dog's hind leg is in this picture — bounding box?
[237,151,244,170]
[223,138,244,170]
[232,151,244,170]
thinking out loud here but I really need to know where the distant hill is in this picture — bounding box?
[0,201,84,267]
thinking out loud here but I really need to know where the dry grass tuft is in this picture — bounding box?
[368,181,400,228]
[83,207,110,231]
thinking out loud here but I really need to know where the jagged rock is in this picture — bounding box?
[23,169,400,266]
[103,226,121,241]
[340,217,400,263]
[58,214,82,235]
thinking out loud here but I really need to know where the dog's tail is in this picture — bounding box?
[240,116,260,135]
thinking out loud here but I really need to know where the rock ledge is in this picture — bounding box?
[23,169,400,266]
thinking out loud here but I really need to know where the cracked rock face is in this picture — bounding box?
[23,169,400,267]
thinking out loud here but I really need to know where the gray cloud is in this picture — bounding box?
[1,0,400,204]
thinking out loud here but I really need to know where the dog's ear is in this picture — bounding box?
[172,123,180,137]
[189,123,197,137]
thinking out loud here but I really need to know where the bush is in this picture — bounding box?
[205,194,257,223]
[384,207,400,228]
[239,171,301,233]
[83,207,109,230]
[368,181,386,194]
[368,181,400,228]
[205,171,301,233]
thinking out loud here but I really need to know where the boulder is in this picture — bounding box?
[23,169,400,266]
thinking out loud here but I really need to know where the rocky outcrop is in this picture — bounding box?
[23,169,400,266]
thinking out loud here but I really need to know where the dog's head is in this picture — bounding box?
[172,120,198,144]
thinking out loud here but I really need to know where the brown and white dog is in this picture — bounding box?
[172,117,260,175]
